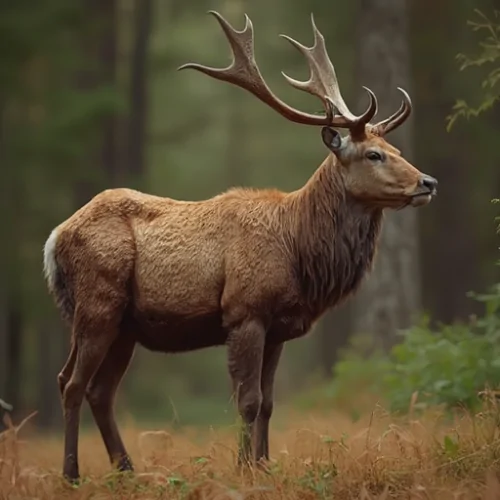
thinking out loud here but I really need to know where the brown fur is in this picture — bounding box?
[43,12,438,482]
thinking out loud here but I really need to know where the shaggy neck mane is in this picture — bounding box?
[286,155,383,318]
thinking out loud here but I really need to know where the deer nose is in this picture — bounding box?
[419,174,438,193]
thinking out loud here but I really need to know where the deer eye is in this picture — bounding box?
[365,150,384,162]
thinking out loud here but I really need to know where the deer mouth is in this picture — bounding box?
[409,189,436,207]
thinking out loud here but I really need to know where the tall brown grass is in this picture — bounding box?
[2,394,500,499]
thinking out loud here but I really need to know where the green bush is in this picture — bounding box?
[385,292,500,412]
[320,282,500,414]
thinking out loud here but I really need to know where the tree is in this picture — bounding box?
[410,0,483,324]
[351,0,419,349]
[316,303,352,377]
[123,0,153,186]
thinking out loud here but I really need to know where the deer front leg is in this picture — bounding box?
[255,342,283,464]
[226,319,266,467]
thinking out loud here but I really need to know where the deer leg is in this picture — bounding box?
[255,342,283,463]
[226,319,265,467]
[58,340,77,399]
[61,306,122,483]
[85,331,136,472]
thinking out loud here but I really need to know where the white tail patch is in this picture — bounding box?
[43,228,59,292]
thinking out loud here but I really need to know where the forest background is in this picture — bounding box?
[1,0,500,432]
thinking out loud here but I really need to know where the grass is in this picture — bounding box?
[2,395,500,499]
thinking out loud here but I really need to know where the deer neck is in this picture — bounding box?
[286,155,383,317]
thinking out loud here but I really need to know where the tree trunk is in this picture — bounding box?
[0,288,6,400]
[317,302,352,377]
[74,0,119,208]
[352,0,419,350]
[0,97,8,400]
[37,322,62,430]
[100,0,119,186]
[0,99,23,418]
[124,0,152,186]
[411,0,483,324]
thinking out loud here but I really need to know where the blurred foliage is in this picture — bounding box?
[299,280,500,414]
[386,286,500,412]
[447,9,500,130]
[1,0,500,429]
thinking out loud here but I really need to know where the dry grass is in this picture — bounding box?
[2,398,500,500]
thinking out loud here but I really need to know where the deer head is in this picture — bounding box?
[179,11,437,210]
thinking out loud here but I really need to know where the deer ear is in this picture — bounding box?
[321,127,342,152]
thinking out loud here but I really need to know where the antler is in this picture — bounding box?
[178,11,377,131]
[369,87,413,136]
[280,14,377,130]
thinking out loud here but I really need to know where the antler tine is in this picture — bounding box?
[370,87,412,136]
[178,11,337,126]
[280,13,378,129]
[178,11,255,85]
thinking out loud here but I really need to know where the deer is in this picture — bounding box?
[43,11,437,483]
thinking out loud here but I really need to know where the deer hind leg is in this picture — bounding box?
[255,342,283,464]
[85,331,136,472]
[58,340,77,399]
[61,296,127,482]
[226,319,266,467]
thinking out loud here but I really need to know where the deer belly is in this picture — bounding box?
[268,313,313,343]
[129,309,227,353]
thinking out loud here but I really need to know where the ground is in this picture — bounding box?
[2,402,500,499]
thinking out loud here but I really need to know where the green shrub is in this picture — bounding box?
[385,294,500,412]
[320,282,500,414]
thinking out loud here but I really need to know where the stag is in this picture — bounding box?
[43,11,437,482]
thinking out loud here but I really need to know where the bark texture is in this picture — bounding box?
[352,0,420,349]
